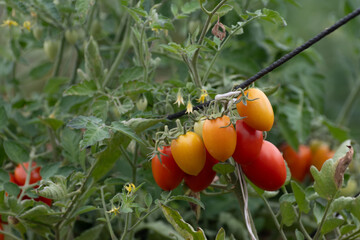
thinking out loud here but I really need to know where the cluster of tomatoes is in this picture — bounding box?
[282,141,334,182]
[8,162,52,206]
[152,88,287,192]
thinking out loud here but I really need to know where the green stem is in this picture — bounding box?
[260,195,287,240]
[119,145,135,169]
[313,196,336,240]
[120,213,131,240]
[297,213,312,240]
[100,187,117,240]
[70,45,81,85]
[336,78,360,126]
[52,34,65,77]
[132,143,138,184]
[0,230,22,240]
[138,23,148,82]
[127,205,160,232]
[47,127,58,161]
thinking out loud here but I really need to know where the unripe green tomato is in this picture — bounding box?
[91,20,102,40]
[65,29,79,45]
[340,179,358,196]
[194,118,205,140]
[33,26,43,40]
[44,40,60,61]
[136,96,148,111]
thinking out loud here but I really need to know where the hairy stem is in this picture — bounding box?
[313,196,336,240]
[101,187,117,240]
[52,34,65,77]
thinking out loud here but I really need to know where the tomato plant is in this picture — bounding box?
[171,132,206,176]
[232,120,263,165]
[14,162,42,186]
[194,118,205,140]
[184,150,219,192]
[202,115,237,162]
[242,140,287,191]
[282,144,312,182]
[311,142,334,170]
[236,88,274,131]
[0,222,3,240]
[151,146,184,191]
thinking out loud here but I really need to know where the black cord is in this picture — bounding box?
[166,7,360,120]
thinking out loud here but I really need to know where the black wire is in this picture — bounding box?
[166,7,360,120]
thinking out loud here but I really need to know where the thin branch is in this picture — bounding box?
[100,187,117,240]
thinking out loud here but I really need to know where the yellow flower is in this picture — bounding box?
[197,89,208,103]
[186,100,193,114]
[125,183,136,194]
[151,27,159,33]
[1,19,19,27]
[23,21,31,31]
[107,206,120,216]
[174,90,184,107]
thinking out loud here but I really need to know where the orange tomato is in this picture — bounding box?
[311,143,334,170]
[171,132,206,176]
[282,144,312,182]
[236,88,274,131]
[202,115,237,162]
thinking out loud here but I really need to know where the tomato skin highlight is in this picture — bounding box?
[151,146,184,191]
[232,120,263,165]
[14,162,42,186]
[171,132,206,176]
[242,140,287,191]
[282,144,312,182]
[311,143,334,171]
[202,115,237,162]
[184,150,219,192]
[236,88,274,131]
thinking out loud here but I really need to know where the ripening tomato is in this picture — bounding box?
[202,115,237,162]
[242,140,287,191]
[151,146,184,191]
[236,88,274,131]
[9,173,17,184]
[282,144,312,182]
[171,132,206,176]
[311,143,334,171]
[232,120,263,165]
[184,150,219,192]
[14,162,42,186]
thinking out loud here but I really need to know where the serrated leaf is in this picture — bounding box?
[215,228,226,240]
[67,116,103,129]
[80,122,110,149]
[181,1,199,14]
[279,194,297,227]
[85,37,104,81]
[310,161,337,200]
[0,106,8,130]
[261,8,287,26]
[169,195,205,209]
[291,181,310,214]
[3,140,29,163]
[321,218,344,235]
[122,118,165,133]
[64,80,97,96]
[36,176,67,200]
[213,163,235,175]
[161,204,206,240]
[116,98,134,115]
[119,66,144,83]
[111,121,146,146]
[76,0,95,23]
[3,182,20,196]
[74,225,104,240]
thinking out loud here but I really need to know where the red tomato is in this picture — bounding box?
[236,88,274,131]
[202,115,237,162]
[14,162,42,186]
[9,173,17,184]
[242,141,287,191]
[171,132,206,176]
[282,144,312,182]
[36,196,52,207]
[184,150,219,192]
[0,222,4,240]
[232,120,263,165]
[152,146,184,191]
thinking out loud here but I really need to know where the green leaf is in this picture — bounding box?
[321,218,344,235]
[39,117,64,131]
[80,122,110,149]
[39,0,61,22]
[277,111,299,150]
[3,140,29,163]
[72,205,97,218]
[169,195,205,209]
[213,163,235,175]
[3,182,20,196]
[160,204,206,240]
[313,202,325,225]
[67,116,103,129]
[215,4,233,17]
[122,118,165,133]
[44,77,69,95]
[85,37,104,81]
[279,194,297,227]
[40,162,61,179]
[76,0,95,23]
[261,8,287,26]
[74,225,104,240]
[61,128,85,164]
[111,121,146,146]
[36,176,67,200]
[64,80,97,96]
[0,106,8,130]
[92,96,109,121]
[119,66,144,83]
[0,169,9,182]
[116,98,134,115]
[181,1,199,14]
[310,160,337,200]
[215,228,226,240]
[323,120,349,142]
[291,181,310,214]
[145,193,152,208]
[295,229,304,240]
[340,224,356,235]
